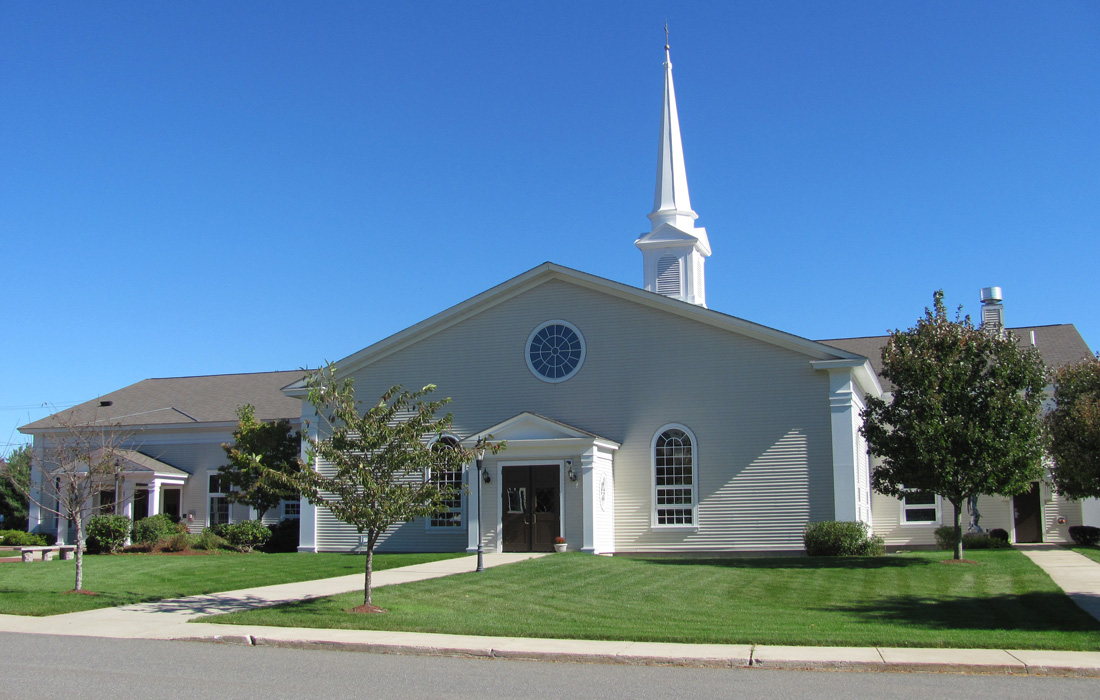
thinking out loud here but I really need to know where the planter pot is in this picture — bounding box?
[553,543,567,553]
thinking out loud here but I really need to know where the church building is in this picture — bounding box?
[21,45,1095,554]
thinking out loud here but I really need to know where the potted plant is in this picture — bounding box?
[553,536,567,553]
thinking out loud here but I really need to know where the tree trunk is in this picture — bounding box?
[363,542,374,607]
[74,517,84,592]
[952,499,964,560]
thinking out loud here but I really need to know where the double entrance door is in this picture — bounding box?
[501,465,560,553]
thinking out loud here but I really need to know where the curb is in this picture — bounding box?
[172,634,1100,676]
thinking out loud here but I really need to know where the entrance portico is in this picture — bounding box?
[463,413,619,555]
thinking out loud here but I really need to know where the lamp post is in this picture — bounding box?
[475,446,486,573]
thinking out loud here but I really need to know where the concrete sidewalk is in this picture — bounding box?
[3,549,1100,676]
[1018,543,1100,622]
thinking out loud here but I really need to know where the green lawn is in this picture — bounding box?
[0,552,465,616]
[208,550,1100,650]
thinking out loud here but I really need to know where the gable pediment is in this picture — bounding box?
[634,222,710,254]
[283,262,876,397]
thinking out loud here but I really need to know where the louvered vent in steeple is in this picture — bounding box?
[656,255,681,296]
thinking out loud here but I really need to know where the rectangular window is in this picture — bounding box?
[428,468,463,528]
[96,488,117,516]
[902,491,939,524]
[208,473,230,526]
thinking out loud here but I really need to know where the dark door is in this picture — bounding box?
[501,466,560,552]
[1014,482,1042,543]
[162,489,182,522]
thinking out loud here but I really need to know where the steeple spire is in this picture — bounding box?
[635,36,711,307]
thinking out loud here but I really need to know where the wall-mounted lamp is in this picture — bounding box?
[482,470,491,484]
[567,466,577,482]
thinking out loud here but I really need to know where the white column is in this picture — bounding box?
[465,462,479,553]
[120,481,134,520]
[826,369,861,522]
[580,447,597,553]
[296,404,319,552]
[148,480,161,517]
[28,468,42,533]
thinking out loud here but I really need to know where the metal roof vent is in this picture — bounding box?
[980,286,1004,332]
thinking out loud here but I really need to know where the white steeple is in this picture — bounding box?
[635,38,711,307]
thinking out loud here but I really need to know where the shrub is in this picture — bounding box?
[0,530,47,546]
[132,514,179,545]
[161,533,191,553]
[221,520,271,552]
[989,528,1010,542]
[192,528,227,551]
[961,532,1012,549]
[85,515,132,554]
[263,518,300,553]
[803,521,885,556]
[1069,525,1100,546]
[934,525,961,550]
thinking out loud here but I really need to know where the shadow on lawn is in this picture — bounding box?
[638,555,933,571]
[824,592,1100,632]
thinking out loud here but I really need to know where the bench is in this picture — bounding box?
[19,545,78,563]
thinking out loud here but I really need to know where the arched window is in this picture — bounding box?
[427,436,463,528]
[653,425,697,527]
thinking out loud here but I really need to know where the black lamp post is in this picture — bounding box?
[475,447,486,573]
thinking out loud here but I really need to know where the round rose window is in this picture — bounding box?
[526,321,585,383]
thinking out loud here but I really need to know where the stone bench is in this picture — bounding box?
[20,545,77,563]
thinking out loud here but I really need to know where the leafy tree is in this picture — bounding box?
[861,291,1047,560]
[219,404,301,519]
[1047,355,1100,499]
[286,363,499,612]
[0,445,31,529]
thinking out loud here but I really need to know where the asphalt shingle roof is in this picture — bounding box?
[20,370,304,433]
[818,324,1094,391]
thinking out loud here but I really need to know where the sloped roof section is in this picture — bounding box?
[20,370,304,433]
[116,449,190,478]
[819,324,1094,391]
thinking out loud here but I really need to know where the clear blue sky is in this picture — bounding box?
[3,2,1098,451]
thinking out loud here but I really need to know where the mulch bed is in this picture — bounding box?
[349,603,388,614]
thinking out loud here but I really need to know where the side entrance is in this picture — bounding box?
[1013,482,1043,543]
[501,465,560,552]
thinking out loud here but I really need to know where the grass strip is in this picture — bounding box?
[208,550,1100,650]
[0,552,465,616]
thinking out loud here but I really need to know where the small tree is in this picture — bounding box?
[861,291,1047,560]
[220,404,301,519]
[287,364,496,612]
[1047,355,1100,499]
[0,410,133,591]
[0,445,31,529]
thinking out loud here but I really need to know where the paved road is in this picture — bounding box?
[4,633,1100,700]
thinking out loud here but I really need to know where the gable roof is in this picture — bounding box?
[20,370,304,433]
[284,262,876,394]
[819,324,1094,391]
